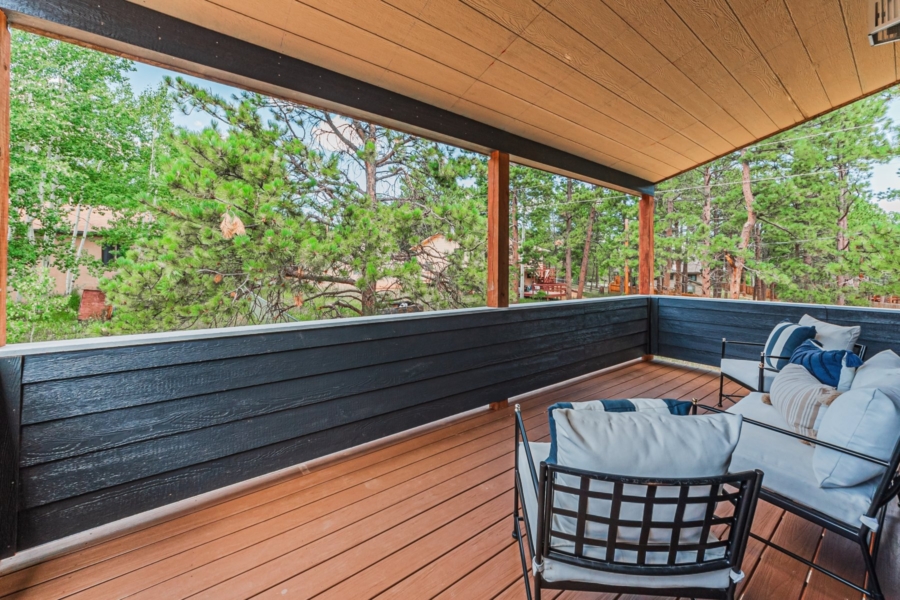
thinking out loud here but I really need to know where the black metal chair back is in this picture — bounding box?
[536,464,763,581]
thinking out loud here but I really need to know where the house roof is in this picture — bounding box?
[3,0,896,194]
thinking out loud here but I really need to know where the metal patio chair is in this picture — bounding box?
[512,405,763,600]
[701,399,900,600]
[717,338,867,407]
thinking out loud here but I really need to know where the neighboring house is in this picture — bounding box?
[662,261,704,295]
[367,233,462,298]
[21,205,119,295]
[413,233,460,285]
[46,206,118,295]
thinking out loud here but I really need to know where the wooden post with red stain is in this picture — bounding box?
[638,193,655,296]
[0,12,10,346]
[487,150,509,309]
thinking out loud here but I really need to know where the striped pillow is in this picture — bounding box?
[770,364,841,438]
[764,320,817,371]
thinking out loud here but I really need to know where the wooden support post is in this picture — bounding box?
[638,193,655,296]
[486,151,509,410]
[487,150,509,308]
[0,12,10,347]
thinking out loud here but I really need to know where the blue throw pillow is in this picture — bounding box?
[547,399,693,464]
[790,339,864,389]
[764,320,817,371]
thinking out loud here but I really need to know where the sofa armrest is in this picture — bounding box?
[514,405,540,498]
[721,338,765,359]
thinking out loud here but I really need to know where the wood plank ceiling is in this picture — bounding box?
[129,0,898,184]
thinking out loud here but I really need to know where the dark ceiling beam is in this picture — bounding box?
[0,0,654,195]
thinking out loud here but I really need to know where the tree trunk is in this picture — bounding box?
[701,166,712,297]
[66,206,92,295]
[361,284,376,316]
[564,180,573,299]
[511,189,519,302]
[753,223,764,301]
[663,195,674,293]
[836,166,849,306]
[365,122,377,206]
[674,259,682,294]
[731,150,756,299]
[623,218,630,295]
[576,202,597,299]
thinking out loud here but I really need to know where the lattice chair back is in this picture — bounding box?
[537,463,762,581]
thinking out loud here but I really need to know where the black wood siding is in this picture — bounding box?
[4,298,647,550]
[654,297,900,366]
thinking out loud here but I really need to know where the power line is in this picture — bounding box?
[448,165,872,209]
[660,167,856,194]
[750,124,876,148]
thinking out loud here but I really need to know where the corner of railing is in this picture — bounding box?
[0,356,22,558]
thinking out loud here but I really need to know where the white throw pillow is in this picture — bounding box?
[551,411,743,477]
[813,387,900,488]
[851,350,900,405]
[548,410,743,556]
[837,354,859,392]
[799,314,860,352]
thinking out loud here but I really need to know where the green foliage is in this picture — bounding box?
[8,31,900,344]
[655,90,900,304]
[101,78,487,333]
[6,270,97,344]
[9,30,171,292]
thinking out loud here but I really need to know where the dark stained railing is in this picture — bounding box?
[650,297,900,366]
[0,296,898,557]
[0,297,649,554]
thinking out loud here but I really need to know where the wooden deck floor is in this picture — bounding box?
[0,360,896,600]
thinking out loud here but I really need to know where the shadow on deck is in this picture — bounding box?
[0,360,896,599]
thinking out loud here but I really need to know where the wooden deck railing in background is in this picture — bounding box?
[0,297,649,555]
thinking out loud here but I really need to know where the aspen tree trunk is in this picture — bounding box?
[511,189,519,302]
[576,202,597,299]
[701,166,712,297]
[66,206,92,295]
[64,205,82,295]
[731,150,756,299]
